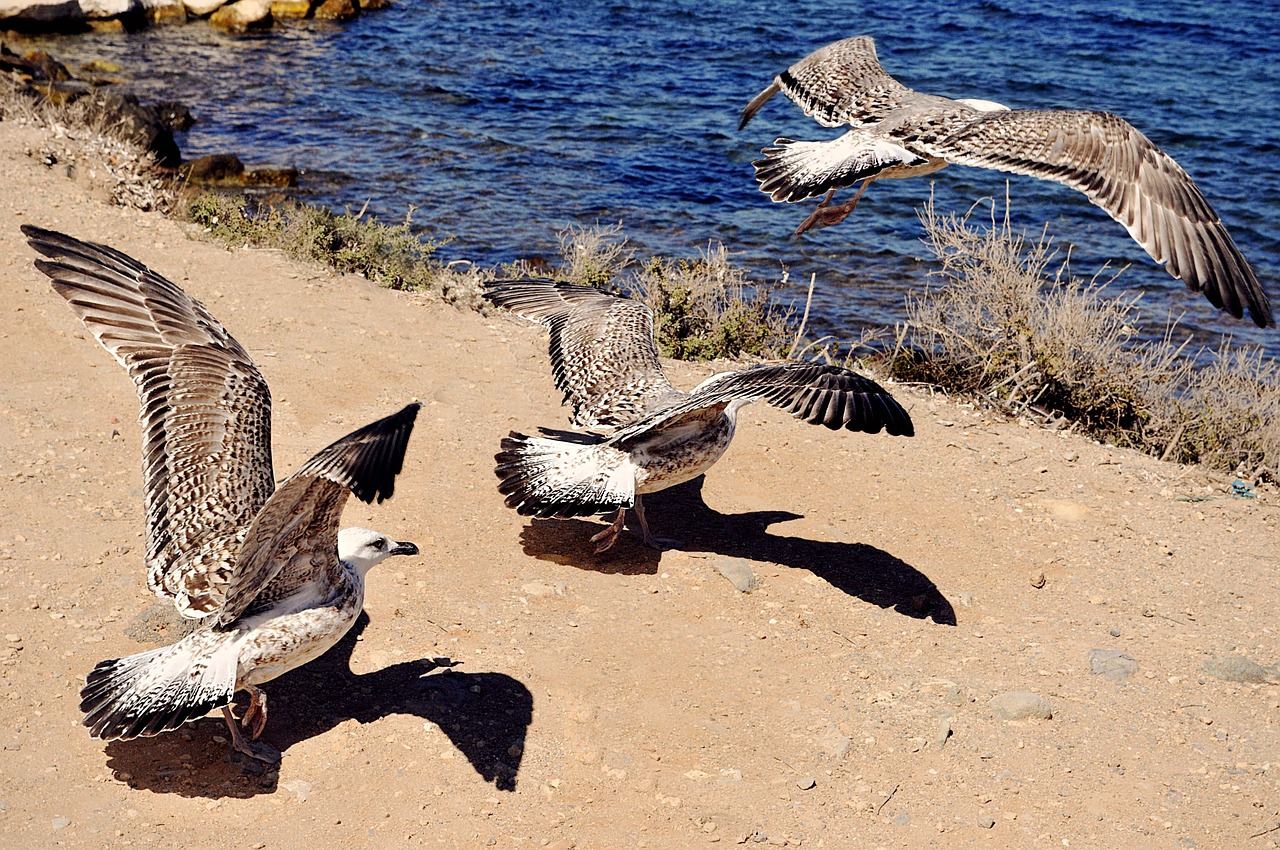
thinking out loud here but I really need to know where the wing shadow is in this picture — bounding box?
[100,612,532,798]
[520,476,955,626]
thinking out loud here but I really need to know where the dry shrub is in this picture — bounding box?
[557,222,633,289]
[0,75,174,212]
[886,194,1280,478]
[553,224,794,362]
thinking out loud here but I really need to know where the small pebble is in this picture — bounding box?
[51,818,71,830]
[978,815,996,829]
[934,717,952,748]
[1089,649,1139,681]
[1029,572,1045,589]
[989,691,1052,721]
[1202,655,1277,684]
[713,558,757,593]
[796,776,816,790]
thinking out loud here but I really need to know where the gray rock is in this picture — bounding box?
[1203,655,1277,683]
[978,814,996,829]
[819,728,850,759]
[713,558,757,593]
[124,601,199,646]
[1090,648,1139,681]
[892,812,910,825]
[280,778,310,802]
[933,717,952,749]
[0,0,85,30]
[796,776,816,790]
[988,691,1052,721]
[51,818,70,830]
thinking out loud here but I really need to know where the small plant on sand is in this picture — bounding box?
[884,194,1280,479]
[557,222,634,289]
[630,245,794,361]
[548,224,795,362]
[185,192,485,308]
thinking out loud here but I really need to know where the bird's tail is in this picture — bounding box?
[495,431,636,518]
[753,133,917,202]
[80,630,238,741]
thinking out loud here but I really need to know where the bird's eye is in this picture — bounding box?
[373,538,387,551]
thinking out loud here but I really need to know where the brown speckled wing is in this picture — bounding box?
[926,110,1273,327]
[740,35,915,131]
[25,225,276,618]
[483,279,684,429]
[613,361,915,445]
[218,403,419,626]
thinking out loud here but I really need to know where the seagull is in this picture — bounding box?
[484,279,914,552]
[24,225,421,762]
[739,35,1273,328]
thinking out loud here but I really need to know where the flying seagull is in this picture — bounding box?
[484,279,914,552]
[25,225,421,762]
[739,35,1273,328]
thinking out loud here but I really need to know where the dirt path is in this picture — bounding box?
[0,121,1277,850]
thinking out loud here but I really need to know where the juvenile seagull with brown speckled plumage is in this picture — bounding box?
[485,278,914,552]
[740,35,1273,328]
[25,226,420,762]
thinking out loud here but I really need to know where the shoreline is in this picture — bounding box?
[1,112,1279,848]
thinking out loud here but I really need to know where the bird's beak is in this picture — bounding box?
[390,541,420,557]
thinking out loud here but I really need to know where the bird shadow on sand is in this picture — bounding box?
[100,612,532,798]
[518,476,956,626]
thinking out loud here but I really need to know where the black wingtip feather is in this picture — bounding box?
[301,402,420,505]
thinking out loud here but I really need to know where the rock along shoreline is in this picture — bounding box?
[0,0,388,35]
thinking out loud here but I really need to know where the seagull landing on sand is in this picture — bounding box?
[484,279,914,552]
[25,225,421,762]
[739,35,1273,328]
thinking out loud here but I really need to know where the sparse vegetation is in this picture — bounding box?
[9,59,1274,479]
[550,224,795,361]
[881,196,1280,479]
[185,192,485,309]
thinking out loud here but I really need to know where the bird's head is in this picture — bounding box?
[338,526,420,577]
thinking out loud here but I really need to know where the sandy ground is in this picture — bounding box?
[0,120,1278,850]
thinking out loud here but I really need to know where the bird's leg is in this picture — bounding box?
[239,684,268,740]
[633,496,678,551]
[793,179,873,236]
[590,508,628,553]
[221,705,278,763]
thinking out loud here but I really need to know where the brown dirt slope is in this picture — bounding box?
[0,122,1277,849]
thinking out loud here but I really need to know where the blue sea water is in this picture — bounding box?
[19,0,1280,355]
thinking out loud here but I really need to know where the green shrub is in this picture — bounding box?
[185,192,484,308]
[552,224,795,362]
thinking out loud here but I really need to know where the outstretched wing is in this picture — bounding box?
[25,225,276,618]
[483,279,684,429]
[218,403,420,626]
[925,110,1273,327]
[740,35,915,131]
[613,361,914,446]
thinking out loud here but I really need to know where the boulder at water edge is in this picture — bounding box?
[208,0,269,31]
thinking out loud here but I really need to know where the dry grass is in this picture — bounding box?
[883,195,1280,479]
[0,75,175,212]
